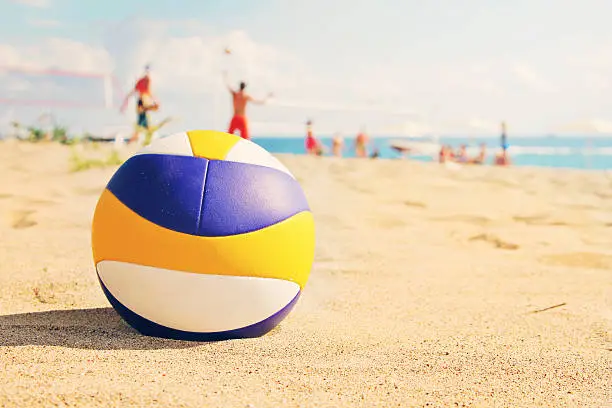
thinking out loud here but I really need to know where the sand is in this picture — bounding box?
[0,139,610,407]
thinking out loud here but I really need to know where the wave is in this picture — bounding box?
[388,140,612,156]
[507,146,612,156]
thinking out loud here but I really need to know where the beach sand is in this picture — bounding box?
[0,139,610,407]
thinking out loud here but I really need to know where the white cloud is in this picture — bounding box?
[581,72,610,91]
[566,44,612,71]
[0,37,113,72]
[432,62,506,96]
[512,62,557,93]
[512,63,539,83]
[97,18,305,99]
[0,44,20,66]
[511,62,557,93]
[469,64,489,75]
[464,118,500,133]
[9,0,49,7]
[563,44,612,92]
[554,119,612,135]
[4,76,31,92]
[381,120,436,136]
[27,18,61,28]
[425,117,502,136]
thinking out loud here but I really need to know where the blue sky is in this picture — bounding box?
[1,0,612,137]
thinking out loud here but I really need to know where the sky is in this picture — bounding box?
[1,0,612,137]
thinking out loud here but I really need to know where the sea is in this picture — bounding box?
[251,136,612,171]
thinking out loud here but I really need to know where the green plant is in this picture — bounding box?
[69,148,125,172]
[27,126,46,142]
[52,125,69,143]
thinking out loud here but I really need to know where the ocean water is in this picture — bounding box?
[251,136,612,170]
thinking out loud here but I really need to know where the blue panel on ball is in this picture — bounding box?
[98,274,301,341]
[199,160,310,236]
[106,154,208,235]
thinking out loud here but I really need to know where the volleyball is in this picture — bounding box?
[91,130,315,340]
[140,94,158,111]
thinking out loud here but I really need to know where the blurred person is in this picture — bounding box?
[439,145,455,163]
[469,143,487,164]
[438,145,448,163]
[494,149,511,166]
[500,121,508,151]
[332,132,344,157]
[455,144,469,163]
[495,121,511,165]
[305,120,318,155]
[355,127,369,158]
[224,71,271,140]
[447,146,456,161]
[120,65,160,144]
[305,120,325,155]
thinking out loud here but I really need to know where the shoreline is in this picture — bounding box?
[3,137,612,174]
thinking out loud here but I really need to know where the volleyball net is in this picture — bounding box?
[0,64,126,139]
[0,62,428,139]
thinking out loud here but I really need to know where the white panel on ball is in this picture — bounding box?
[225,139,295,178]
[134,132,194,157]
[96,260,300,332]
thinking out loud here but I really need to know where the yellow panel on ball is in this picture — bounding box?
[186,129,242,160]
[92,189,314,289]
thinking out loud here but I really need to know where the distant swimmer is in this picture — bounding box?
[120,65,160,144]
[494,149,511,166]
[332,132,344,157]
[224,71,271,140]
[469,143,487,164]
[355,127,369,158]
[438,145,448,163]
[455,144,469,163]
[439,145,455,163]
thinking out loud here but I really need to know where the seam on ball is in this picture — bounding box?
[195,160,209,235]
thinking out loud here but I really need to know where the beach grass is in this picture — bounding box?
[69,148,125,172]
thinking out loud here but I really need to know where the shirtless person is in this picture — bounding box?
[224,71,270,140]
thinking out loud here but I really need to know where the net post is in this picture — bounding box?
[104,75,113,109]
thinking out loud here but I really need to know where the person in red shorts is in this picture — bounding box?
[223,71,270,140]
